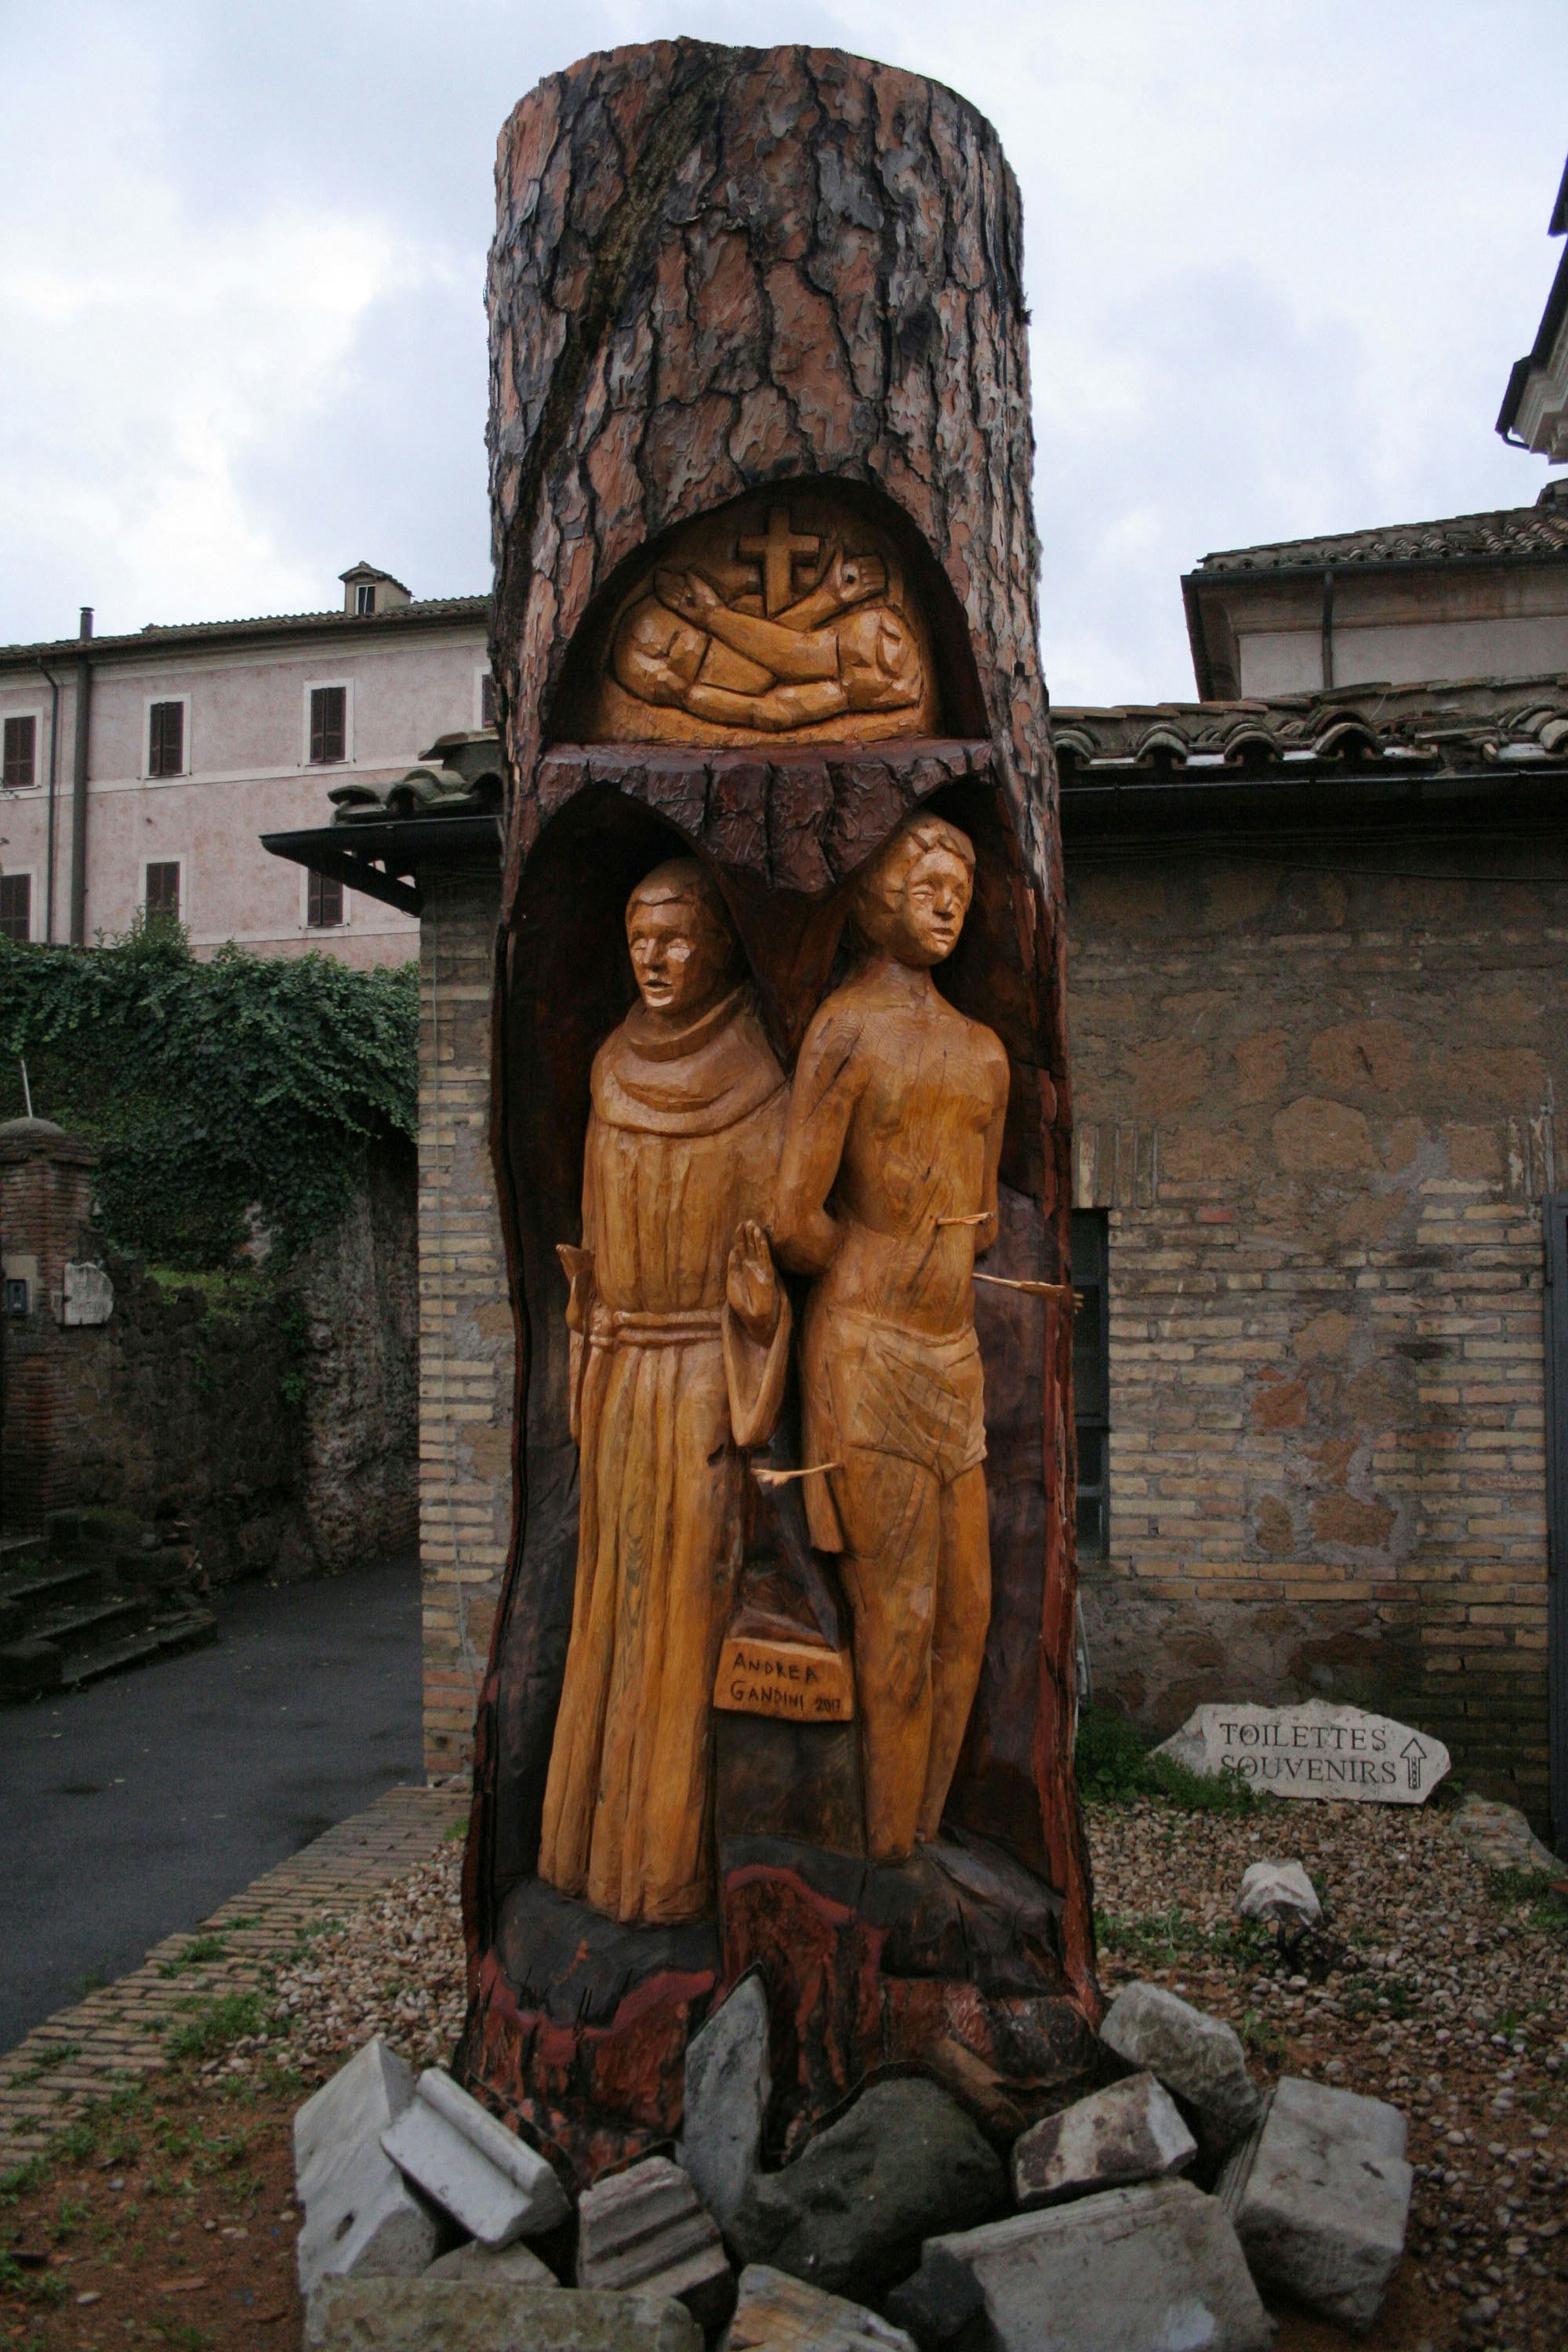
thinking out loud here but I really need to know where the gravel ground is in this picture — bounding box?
[207,1798,1568,2351]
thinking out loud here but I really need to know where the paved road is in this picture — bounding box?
[0,1555,426,2054]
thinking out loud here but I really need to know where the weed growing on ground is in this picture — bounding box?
[164,1994,276,2065]
[157,1936,230,1979]
[1075,1703,1268,1815]
[13,2044,80,2084]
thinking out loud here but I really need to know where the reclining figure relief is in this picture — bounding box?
[580,495,940,746]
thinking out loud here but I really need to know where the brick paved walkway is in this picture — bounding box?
[0,1783,468,2172]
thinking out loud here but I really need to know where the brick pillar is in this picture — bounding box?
[417,870,512,1778]
[0,1118,100,1529]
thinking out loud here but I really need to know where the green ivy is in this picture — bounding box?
[0,926,417,1269]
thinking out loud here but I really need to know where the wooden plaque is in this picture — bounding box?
[714,1636,855,1723]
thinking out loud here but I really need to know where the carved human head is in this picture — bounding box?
[626,858,736,1024]
[851,815,975,968]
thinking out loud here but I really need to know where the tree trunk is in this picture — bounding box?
[462,39,1095,2185]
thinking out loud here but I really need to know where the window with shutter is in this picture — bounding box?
[310,686,347,764]
[148,700,184,777]
[0,873,31,942]
[144,862,181,924]
[307,869,345,928]
[2,715,37,791]
[481,673,499,729]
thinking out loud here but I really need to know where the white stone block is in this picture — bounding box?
[1219,2075,1412,2330]
[1011,2071,1196,2209]
[1236,1859,1322,1931]
[1099,1981,1261,2158]
[293,2038,441,2298]
[920,2179,1272,2352]
[380,2069,568,2247]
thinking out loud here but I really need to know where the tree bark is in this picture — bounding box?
[463,39,1094,2184]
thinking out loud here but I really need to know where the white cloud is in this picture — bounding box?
[1,0,1564,696]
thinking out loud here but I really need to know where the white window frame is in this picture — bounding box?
[140,854,186,927]
[2,706,45,793]
[0,864,38,941]
[300,864,351,933]
[143,691,191,781]
[303,677,354,768]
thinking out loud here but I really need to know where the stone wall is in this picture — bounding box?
[1067,844,1563,1824]
[0,1120,419,1581]
[416,864,512,1779]
[294,1138,419,1571]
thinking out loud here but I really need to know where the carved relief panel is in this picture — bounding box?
[572,489,942,747]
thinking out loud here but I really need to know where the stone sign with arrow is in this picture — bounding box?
[1155,1700,1451,1805]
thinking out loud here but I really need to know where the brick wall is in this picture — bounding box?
[1067,848,1563,1826]
[417,866,512,1778]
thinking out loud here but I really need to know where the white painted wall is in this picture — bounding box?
[0,619,491,963]
[1206,561,1568,699]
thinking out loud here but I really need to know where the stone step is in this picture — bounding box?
[29,1594,151,1649]
[55,1608,219,1691]
[0,1560,104,1615]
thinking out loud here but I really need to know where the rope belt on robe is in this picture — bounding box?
[587,1305,724,1350]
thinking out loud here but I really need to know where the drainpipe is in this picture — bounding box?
[38,662,60,944]
[1319,566,1336,691]
[69,606,93,946]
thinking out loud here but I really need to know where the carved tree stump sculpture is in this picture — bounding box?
[459,39,1098,2189]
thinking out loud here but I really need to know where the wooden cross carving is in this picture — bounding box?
[738,505,821,615]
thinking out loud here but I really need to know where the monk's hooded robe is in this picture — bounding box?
[538,986,790,1926]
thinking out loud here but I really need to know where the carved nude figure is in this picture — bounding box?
[537,862,789,1925]
[773,815,1008,1862]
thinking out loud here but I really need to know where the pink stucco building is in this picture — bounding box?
[0,564,488,965]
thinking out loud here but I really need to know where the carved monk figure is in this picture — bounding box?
[538,861,789,1925]
[774,816,1007,1862]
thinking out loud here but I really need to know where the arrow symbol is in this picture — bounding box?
[1399,1735,1426,1791]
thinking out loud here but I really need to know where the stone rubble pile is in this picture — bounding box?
[295,1967,1414,2350]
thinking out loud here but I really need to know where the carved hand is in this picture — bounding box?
[726,1218,780,1345]
[655,568,720,623]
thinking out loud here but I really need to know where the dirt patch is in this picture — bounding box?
[4,1798,1564,2350]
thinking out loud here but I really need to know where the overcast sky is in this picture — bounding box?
[2,1,1563,703]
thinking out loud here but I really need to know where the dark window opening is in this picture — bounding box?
[3,715,37,791]
[307,869,345,929]
[0,873,31,942]
[148,699,184,777]
[355,582,376,615]
[144,861,181,924]
[481,673,499,730]
[310,686,347,764]
[1072,1208,1110,1560]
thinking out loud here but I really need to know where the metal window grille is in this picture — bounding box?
[309,686,347,764]
[1071,1208,1110,1560]
[144,861,180,923]
[2,715,37,791]
[148,700,184,778]
[0,873,31,942]
[307,869,345,928]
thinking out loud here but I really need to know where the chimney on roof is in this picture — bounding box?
[1537,477,1568,509]
[339,562,412,618]
[78,607,93,639]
